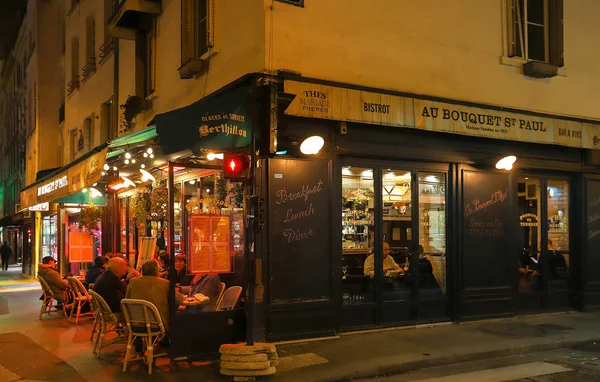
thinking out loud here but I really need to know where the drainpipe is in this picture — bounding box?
[112,33,119,253]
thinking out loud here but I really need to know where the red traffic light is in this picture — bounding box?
[223,154,250,179]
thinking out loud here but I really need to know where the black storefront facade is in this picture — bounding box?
[258,75,600,342]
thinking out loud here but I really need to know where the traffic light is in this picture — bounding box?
[223,153,250,180]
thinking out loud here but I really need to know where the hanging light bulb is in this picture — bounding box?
[112,166,118,171]
[150,153,154,159]
[124,159,130,165]
[125,152,132,159]
[147,147,153,154]
[103,163,109,171]
[143,152,148,158]
[131,159,136,164]
[101,171,106,176]
[141,164,146,168]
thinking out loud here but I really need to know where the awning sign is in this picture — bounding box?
[284,80,600,150]
[29,203,50,212]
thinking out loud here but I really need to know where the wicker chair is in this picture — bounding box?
[67,277,94,324]
[89,290,126,357]
[215,282,226,308]
[121,299,167,374]
[216,286,242,311]
[37,276,66,319]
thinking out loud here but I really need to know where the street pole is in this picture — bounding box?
[245,130,257,346]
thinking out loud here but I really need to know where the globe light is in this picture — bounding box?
[125,152,132,159]
[141,164,146,168]
[150,153,155,159]
[300,136,325,155]
[131,159,136,164]
[112,166,118,171]
[143,152,148,158]
[103,163,109,171]
[207,153,216,161]
[124,159,130,165]
[147,147,153,154]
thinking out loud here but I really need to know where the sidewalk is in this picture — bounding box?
[270,311,600,382]
[0,264,39,293]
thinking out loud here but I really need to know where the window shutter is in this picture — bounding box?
[507,0,517,57]
[150,20,157,94]
[549,0,564,67]
[181,0,194,65]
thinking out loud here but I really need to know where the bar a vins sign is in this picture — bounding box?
[284,80,600,150]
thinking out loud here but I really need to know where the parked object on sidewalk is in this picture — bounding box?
[89,290,126,358]
[220,342,278,378]
[37,276,67,319]
[121,298,168,374]
[0,296,8,315]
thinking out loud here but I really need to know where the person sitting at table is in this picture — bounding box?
[181,271,222,312]
[112,253,141,283]
[363,242,400,278]
[93,257,128,317]
[86,256,108,285]
[174,254,194,286]
[157,250,170,278]
[38,256,69,306]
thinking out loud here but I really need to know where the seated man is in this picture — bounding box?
[363,242,400,278]
[182,272,222,312]
[112,253,141,283]
[93,257,128,316]
[174,254,194,286]
[38,256,69,305]
[86,256,108,285]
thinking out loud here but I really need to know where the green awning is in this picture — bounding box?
[109,126,158,149]
[54,192,106,206]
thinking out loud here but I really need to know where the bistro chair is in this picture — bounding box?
[37,276,66,319]
[216,286,242,311]
[89,290,126,358]
[67,277,94,324]
[215,282,226,308]
[121,299,167,374]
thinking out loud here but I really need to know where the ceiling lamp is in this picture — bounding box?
[300,136,325,155]
[140,169,156,182]
[121,176,136,188]
[89,187,103,198]
[495,155,517,171]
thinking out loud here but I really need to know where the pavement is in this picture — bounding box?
[2,264,600,381]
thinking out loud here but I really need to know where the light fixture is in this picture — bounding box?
[121,176,136,188]
[89,187,103,198]
[140,169,156,182]
[206,188,210,193]
[103,163,109,171]
[125,152,132,159]
[81,188,88,194]
[495,155,517,171]
[275,150,288,155]
[131,159,136,164]
[215,153,224,160]
[113,166,118,171]
[147,147,153,154]
[207,153,216,161]
[124,159,130,165]
[101,171,106,176]
[143,152,148,158]
[300,136,325,155]
[189,180,196,185]
[150,154,155,159]
[141,163,146,168]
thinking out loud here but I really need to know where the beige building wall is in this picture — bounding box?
[268,0,600,121]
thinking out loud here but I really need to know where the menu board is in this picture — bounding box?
[462,170,510,289]
[189,215,232,273]
[586,179,600,281]
[269,158,331,302]
[68,232,94,263]
[136,237,157,269]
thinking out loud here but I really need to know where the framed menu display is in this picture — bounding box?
[68,232,94,263]
[136,237,157,269]
[189,214,232,273]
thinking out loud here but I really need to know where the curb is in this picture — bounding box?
[326,337,600,382]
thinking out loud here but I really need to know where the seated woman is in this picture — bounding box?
[174,254,194,286]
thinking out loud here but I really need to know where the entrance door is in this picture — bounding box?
[340,162,449,330]
[516,176,570,312]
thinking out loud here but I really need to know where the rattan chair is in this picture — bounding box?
[37,276,66,319]
[67,277,94,324]
[121,299,167,374]
[216,286,242,311]
[89,290,126,357]
[215,282,226,308]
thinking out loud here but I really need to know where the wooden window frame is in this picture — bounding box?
[179,0,215,79]
[135,18,157,99]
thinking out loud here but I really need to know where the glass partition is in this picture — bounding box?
[517,177,541,293]
[547,180,569,290]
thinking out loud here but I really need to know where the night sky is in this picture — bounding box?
[0,0,27,59]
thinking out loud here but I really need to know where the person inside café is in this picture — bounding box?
[38,256,69,306]
[126,259,184,352]
[112,253,141,283]
[363,242,401,278]
[92,257,128,317]
[157,250,170,278]
[180,271,222,312]
[174,254,194,286]
[85,255,108,285]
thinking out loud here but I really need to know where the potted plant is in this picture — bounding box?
[120,95,151,133]
[132,189,151,231]
[79,203,103,231]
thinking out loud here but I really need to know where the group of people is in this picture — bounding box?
[37,251,224,355]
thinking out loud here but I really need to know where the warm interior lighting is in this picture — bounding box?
[300,136,325,155]
[207,153,216,161]
[140,169,156,182]
[495,155,517,170]
[189,180,196,185]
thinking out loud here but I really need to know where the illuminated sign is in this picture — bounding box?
[29,203,50,211]
[38,176,68,196]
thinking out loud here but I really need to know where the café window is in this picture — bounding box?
[547,180,569,288]
[507,0,564,66]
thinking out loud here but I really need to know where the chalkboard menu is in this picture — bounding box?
[269,158,331,302]
[462,171,510,289]
[586,179,600,280]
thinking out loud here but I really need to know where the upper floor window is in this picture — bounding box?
[179,0,214,78]
[135,18,156,98]
[507,0,564,67]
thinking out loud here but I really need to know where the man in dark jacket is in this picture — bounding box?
[86,256,108,285]
[38,256,69,303]
[0,241,12,271]
[93,257,128,316]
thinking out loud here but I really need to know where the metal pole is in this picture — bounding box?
[245,131,257,346]
[168,162,176,317]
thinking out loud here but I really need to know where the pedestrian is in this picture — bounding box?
[0,241,12,271]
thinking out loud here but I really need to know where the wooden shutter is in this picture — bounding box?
[150,19,157,94]
[548,0,564,67]
[181,0,194,65]
[507,0,517,57]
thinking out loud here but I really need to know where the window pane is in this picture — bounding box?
[515,0,526,57]
[527,24,545,61]
[342,166,375,304]
[418,172,446,295]
[547,180,569,289]
[527,0,545,25]
[518,177,541,293]
[196,0,208,56]
[381,169,412,301]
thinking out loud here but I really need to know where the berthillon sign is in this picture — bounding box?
[284,80,600,150]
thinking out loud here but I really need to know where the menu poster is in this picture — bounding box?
[68,232,94,263]
[586,179,600,281]
[136,237,157,270]
[462,170,511,289]
[268,158,331,302]
[189,215,232,273]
